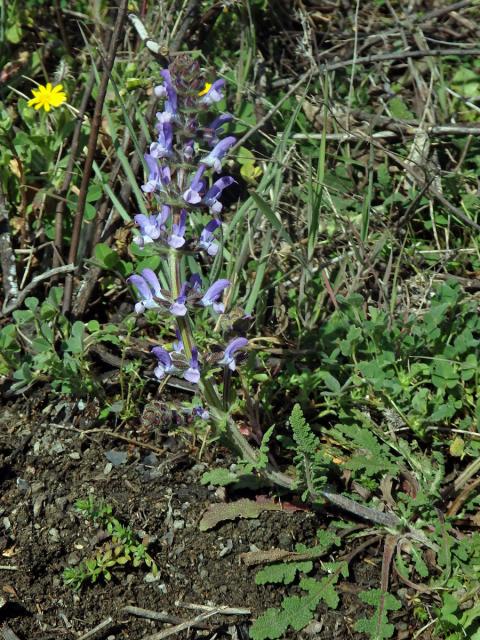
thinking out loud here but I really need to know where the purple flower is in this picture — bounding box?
[204,114,233,147]
[133,206,170,247]
[142,154,170,193]
[128,268,164,313]
[199,79,225,105]
[188,273,202,292]
[193,406,209,420]
[203,176,235,214]
[199,219,221,256]
[183,142,194,160]
[154,69,177,119]
[169,282,188,316]
[152,347,175,379]
[150,120,173,158]
[160,164,171,186]
[173,328,183,353]
[183,165,206,204]
[200,278,230,313]
[168,209,187,249]
[184,347,200,384]
[202,136,236,173]
[219,337,248,371]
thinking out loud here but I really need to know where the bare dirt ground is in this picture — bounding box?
[0,392,395,640]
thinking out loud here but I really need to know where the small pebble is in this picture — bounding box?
[105,450,128,466]
[144,572,161,583]
[49,528,60,542]
[16,478,30,494]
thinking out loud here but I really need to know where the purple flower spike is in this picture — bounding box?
[219,337,249,371]
[188,273,203,292]
[158,205,171,225]
[184,348,200,384]
[127,269,164,314]
[200,79,225,105]
[169,282,188,316]
[133,214,161,246]
[203,176,235,214]
[154,85,166,98]
[183,142,194,160]
[168,209,187,249]
[160,165,171,186]
[202,136,236,173]
[173,328,184,353]
[151,120,173,158]
[199,219,221,256]
[200,278,230,313]
[183,165,206,204]
[152,347,175,379]
[155,69,177,120]
[142,154,166,193]
[133,206,169,247]
[204,113,233,147]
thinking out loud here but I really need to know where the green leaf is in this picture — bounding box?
[250,607,289,640]
[200,468,239,486]
[13,309,34,325]
[461,354,477,381]
[24,297,39,312]
[388,96,415,120]
[317,371,341,393]
[249,191,293,246]
[95,243,120,269]
[255,561,313,585]
[282,595,317,630]
[431,360,459,389]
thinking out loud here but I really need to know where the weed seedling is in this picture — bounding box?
[63,497,158,590]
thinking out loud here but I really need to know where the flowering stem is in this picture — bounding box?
[199,377,294,490]
[168,248,195,361]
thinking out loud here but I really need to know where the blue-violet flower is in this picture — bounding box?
[219,337,248,371]
[152,347,176,379]
[200,278,230,313]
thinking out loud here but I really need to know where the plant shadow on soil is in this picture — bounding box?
[0,392,391,640]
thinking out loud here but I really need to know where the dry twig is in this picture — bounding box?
[122,606,211,630]
[77,617,114,640]
[62,0,129,314]
[1,264,75,317]
[0,186,18,308]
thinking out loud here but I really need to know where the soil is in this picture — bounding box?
[0,392,411,640]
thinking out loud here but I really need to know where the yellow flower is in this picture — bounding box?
[27,83,67,112]
[198,82,212,97]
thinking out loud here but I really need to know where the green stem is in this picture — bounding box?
[169,248,194,360]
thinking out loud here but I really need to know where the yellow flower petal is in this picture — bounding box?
[28,82,67,112]
[198,82,212,97]
[50,94,66,107]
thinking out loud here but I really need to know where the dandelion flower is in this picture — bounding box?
[28,83,67,112]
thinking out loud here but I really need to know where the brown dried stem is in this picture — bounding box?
[62,0,128,315]
[0,186,19,308]
[52,67,96,270]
